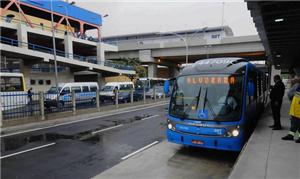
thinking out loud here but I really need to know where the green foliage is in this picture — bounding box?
[112,58,147,77]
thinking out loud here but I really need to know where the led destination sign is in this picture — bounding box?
[186,76,237,85]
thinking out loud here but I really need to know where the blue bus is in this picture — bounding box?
[164,58,268,151]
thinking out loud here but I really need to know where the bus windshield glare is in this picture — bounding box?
[170,74,243,121]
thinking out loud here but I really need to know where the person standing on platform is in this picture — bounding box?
[282,75,300,142]
[269,75,285,130]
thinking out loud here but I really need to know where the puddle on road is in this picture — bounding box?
[1,114,154,153]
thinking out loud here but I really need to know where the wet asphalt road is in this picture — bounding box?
[1,103,239,179]
[1,104,167,179]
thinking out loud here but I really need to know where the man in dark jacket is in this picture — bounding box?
[269,75,285,130]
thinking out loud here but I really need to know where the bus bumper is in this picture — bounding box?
[166,129,243,152]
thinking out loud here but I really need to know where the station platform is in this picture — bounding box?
[229,97,300,179]
[92,97,299,179]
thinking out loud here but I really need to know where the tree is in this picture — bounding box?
[112,58,147,78]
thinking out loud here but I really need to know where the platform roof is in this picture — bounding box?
[247,1,300,71]
[21,0,102,26]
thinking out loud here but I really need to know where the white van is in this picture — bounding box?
[45,82,98,108]
[100,82,134,101]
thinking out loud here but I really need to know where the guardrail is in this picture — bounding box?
[0,36,134,71]
[0,87,168,121]
[1,16,99,42]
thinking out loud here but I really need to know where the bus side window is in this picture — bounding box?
[90,86,97,92]
[248,69,257,103]
[82,86,89,92]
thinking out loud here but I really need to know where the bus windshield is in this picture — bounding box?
[0,76,24,92]
[170,74,244,121]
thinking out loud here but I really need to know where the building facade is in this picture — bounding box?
[1,0,135,92]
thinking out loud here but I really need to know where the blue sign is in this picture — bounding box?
[21,0,102,26]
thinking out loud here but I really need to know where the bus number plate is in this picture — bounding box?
[192,140,204,145]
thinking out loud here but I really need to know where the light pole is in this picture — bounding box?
[50,0,59,100]
[205,45,212,59]
[157,32,189,65]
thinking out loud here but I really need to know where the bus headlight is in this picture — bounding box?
[168,123,173,130]
[231,129,239,137]
[167,120,176,131]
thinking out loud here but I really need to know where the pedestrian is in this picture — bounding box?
[27,87,33,114]
[269,75,285,130]
[282,75,300,142]
[27,87,33,104]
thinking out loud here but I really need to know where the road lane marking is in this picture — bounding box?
[141,115,159,121]
[121,141,160,160]
[92,124,123,135]
[0,143,56,160]
[1,102,168,138]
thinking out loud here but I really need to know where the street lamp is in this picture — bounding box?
[157,32,189,65]
[50,0,75,104]
[50,0,59,99]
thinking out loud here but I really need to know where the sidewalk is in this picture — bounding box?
[229,97,300,179]
[1,99,168,136]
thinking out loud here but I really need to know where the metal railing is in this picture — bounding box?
[0,88,168,120]
[1,16,99,42]
[0,36,134,71]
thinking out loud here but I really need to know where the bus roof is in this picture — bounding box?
[0,72,24,77]
[180,57,252,76]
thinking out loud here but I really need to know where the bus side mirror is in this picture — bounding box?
[248,81,255,96]
[164,80,170,94]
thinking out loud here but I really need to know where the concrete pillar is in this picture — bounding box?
[0,94,2,127]
[72,91,76,114]
[96,89,100,112]
[148,64,157,78]
[64,34,73,59]
[130,88,134,104]
[20,62,31,89]
[97,73,105,89]
[97,42,105,65]
[115,90,119,109]
[270,65,281,86]
[143,85,146,104]
[39,92,45,120]
[17,23,28,48]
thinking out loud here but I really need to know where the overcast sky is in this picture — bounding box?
[73,0,258,37]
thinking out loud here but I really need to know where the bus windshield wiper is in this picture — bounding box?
[203,88,217,119]
[182,87,202,117]
[195,87,202,109]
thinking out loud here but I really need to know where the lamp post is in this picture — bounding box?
[157,32,188,65]
[50,0,59,101]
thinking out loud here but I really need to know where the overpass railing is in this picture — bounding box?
[0,36,134,71]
